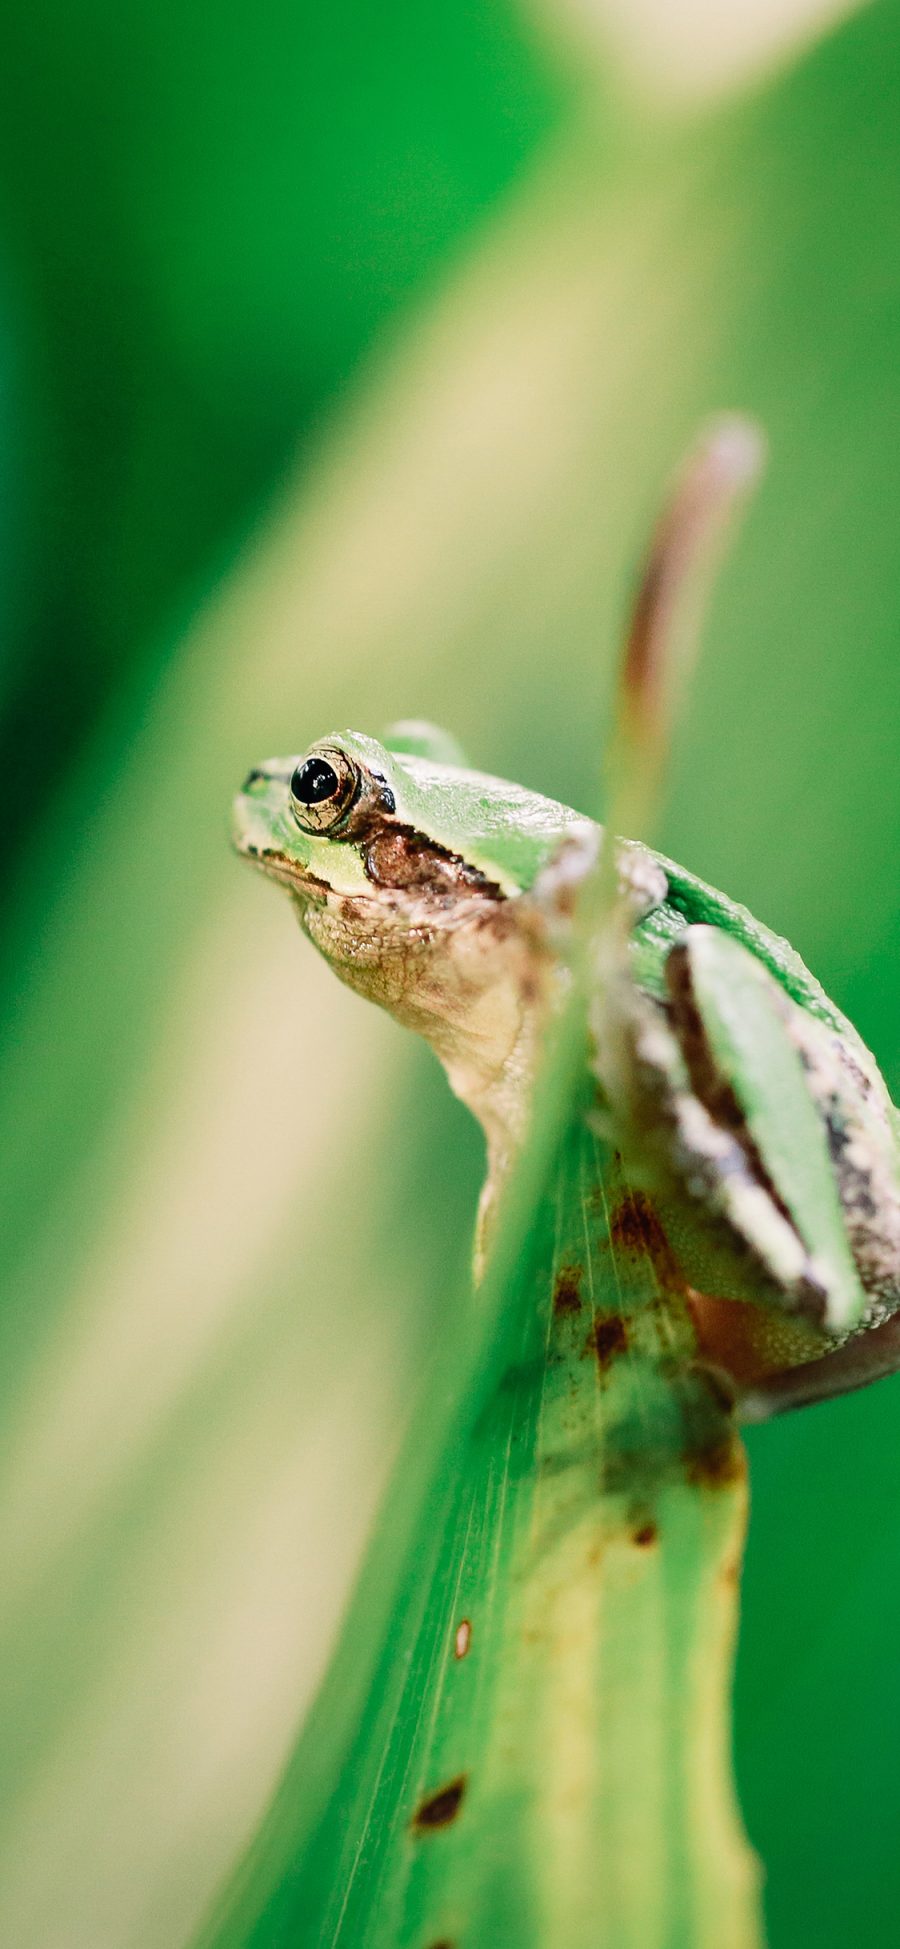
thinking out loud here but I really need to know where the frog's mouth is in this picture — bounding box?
[238,842,331,902]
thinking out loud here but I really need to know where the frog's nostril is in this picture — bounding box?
[242,767,266,792]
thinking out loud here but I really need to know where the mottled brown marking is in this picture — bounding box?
[364,824,503,900]
[454,1618,471,1660]
[553,1264,583,1316]
[426,1939,455,1949]
[609,1190,672,1266]
[586,1313,629,1367]
[412,1775,468,1833]
[632,1521,658,1548]
[665,946,746,1131]
[666,946,795,1227]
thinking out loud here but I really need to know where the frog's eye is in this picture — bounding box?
[289,748,360,834]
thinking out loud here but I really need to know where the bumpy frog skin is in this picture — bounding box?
[233,723,900,1418]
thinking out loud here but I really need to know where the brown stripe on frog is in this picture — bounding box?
[664,942,798,1232]
[363,823,505,901]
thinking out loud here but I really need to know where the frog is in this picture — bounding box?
[232,714,900,1421]
[221,425,900,1949]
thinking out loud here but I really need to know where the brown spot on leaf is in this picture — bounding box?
[454,1619,471,1660]
[412,1775,468,1834]
[609,1190,674,1271]
[586,1313,629,1368]
[685,1432,745,1490]
[632,1521,658,1548]
[553,1265,583,1316]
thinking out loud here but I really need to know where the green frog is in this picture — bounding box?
[221,423,900,1949]
[233,716,900,1418]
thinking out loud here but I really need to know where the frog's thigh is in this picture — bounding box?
[687,1290,829,1394]
[667,925,866,1334]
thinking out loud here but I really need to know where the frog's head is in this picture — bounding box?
[233,725,585,907]
[233,724,589,1151]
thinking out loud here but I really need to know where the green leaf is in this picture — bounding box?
[199,1002,761,1947]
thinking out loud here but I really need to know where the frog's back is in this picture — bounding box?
[655,851,857,1047]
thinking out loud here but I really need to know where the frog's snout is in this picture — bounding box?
[231,770,276,856]
[231,757,311,874]
[230,789,256,857]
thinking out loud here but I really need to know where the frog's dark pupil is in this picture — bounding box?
[291,757,340,805]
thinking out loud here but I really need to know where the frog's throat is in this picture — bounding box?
[302,889,557,1198]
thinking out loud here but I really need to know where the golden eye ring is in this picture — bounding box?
[289,748,360,834]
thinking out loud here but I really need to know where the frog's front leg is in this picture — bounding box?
[597,922,900,1410]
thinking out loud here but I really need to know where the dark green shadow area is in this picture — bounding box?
[0,0,565,884]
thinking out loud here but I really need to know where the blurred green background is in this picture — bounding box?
[0,0,899,1942]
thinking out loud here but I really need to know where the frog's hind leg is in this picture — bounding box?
[663,924,869,1337]
[739,1311,900,1418]
[597,922,870,1342]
